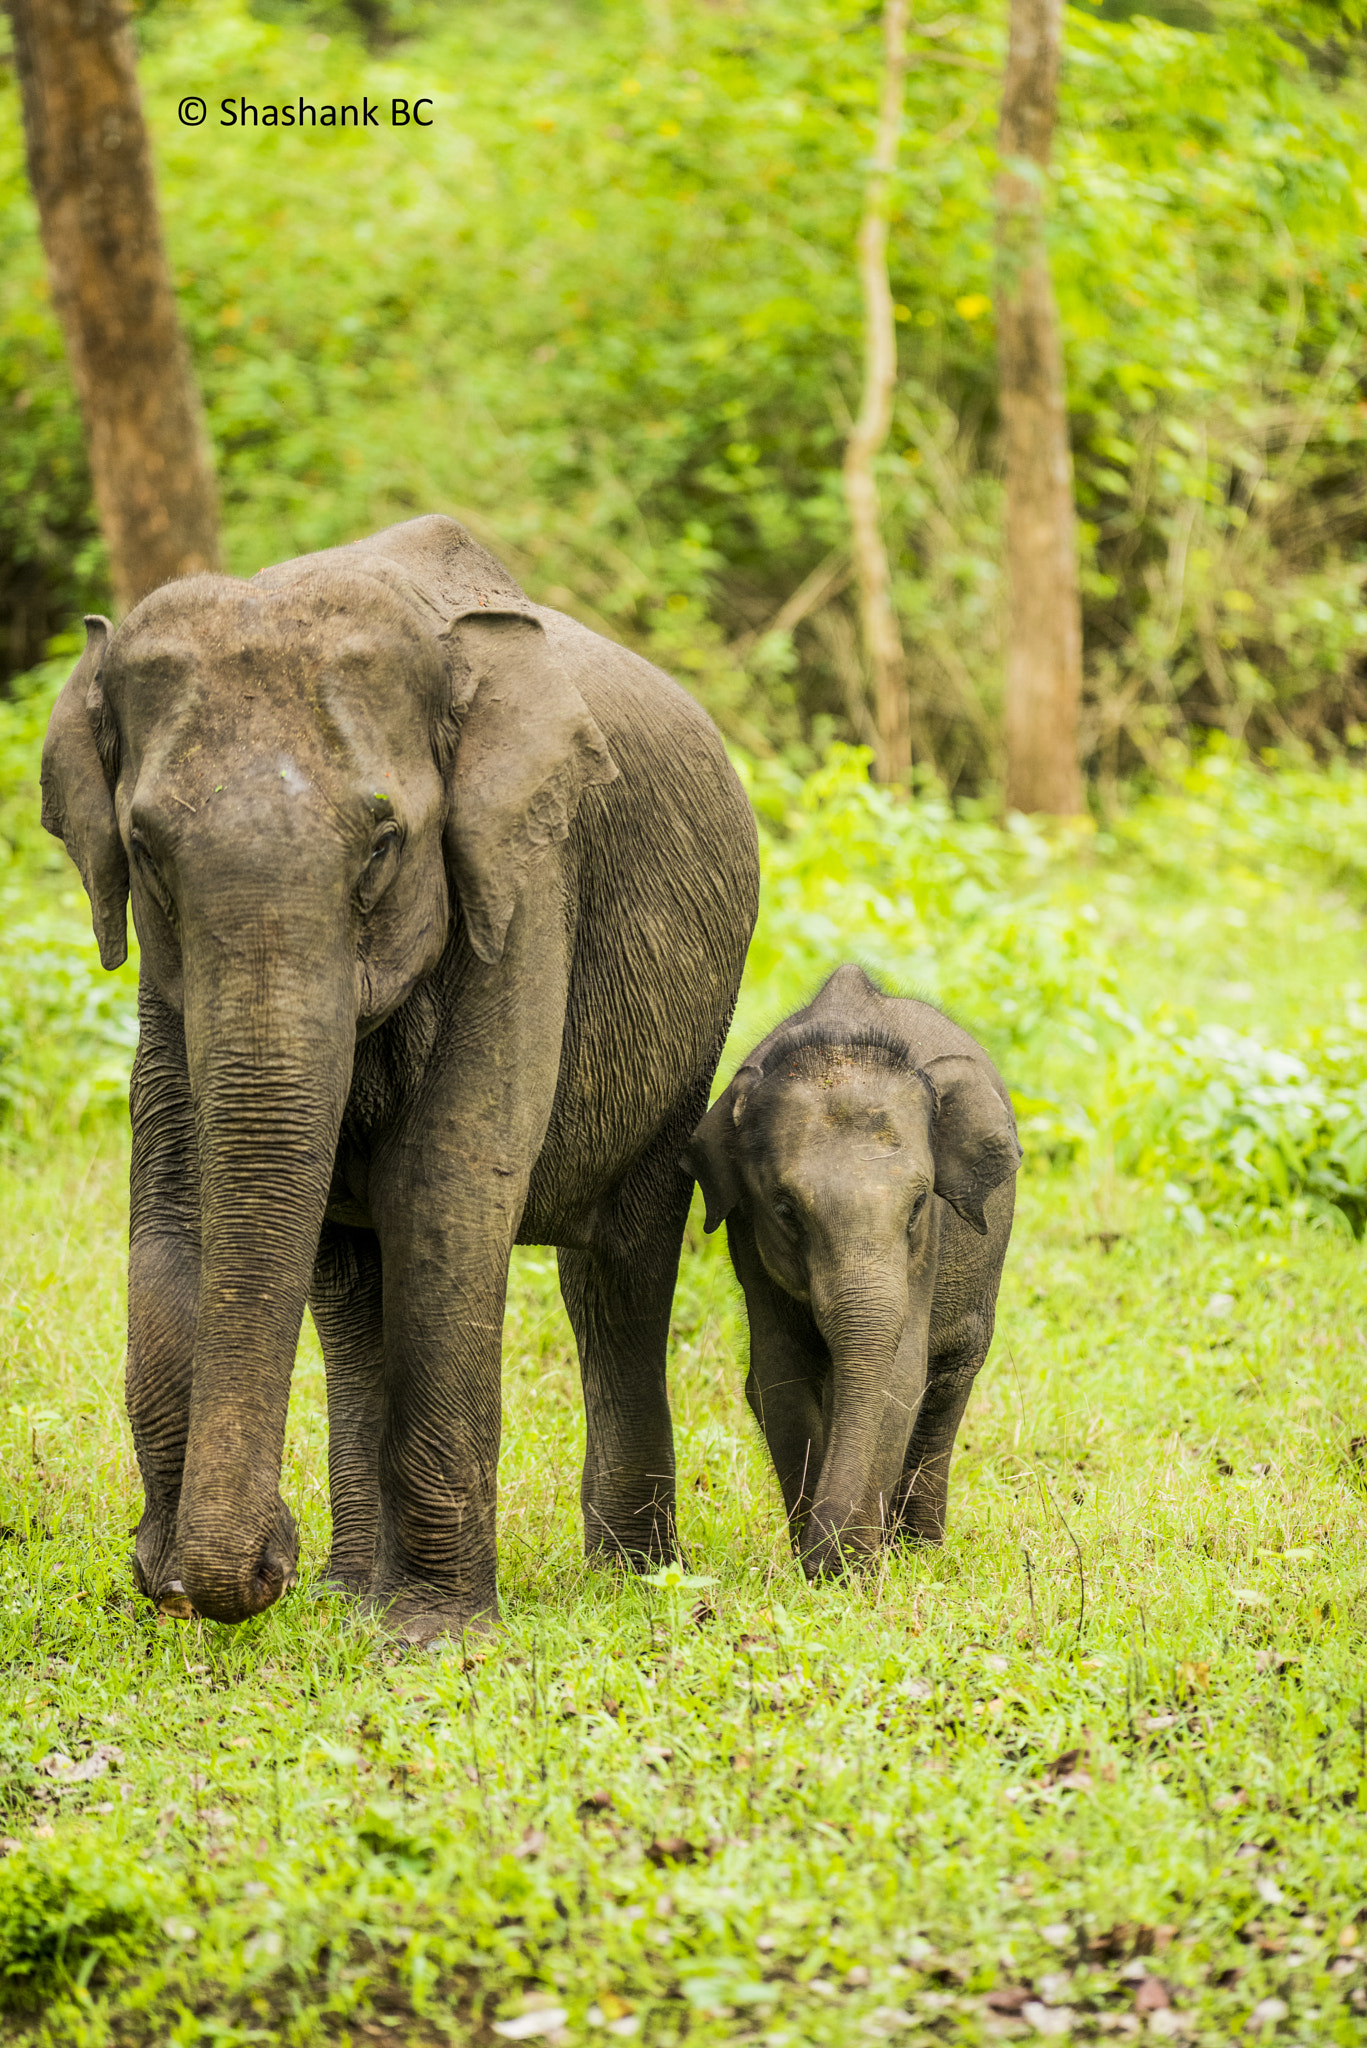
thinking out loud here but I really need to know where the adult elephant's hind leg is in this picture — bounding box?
[560,1151,692,1570]
[309,1222,385,1596]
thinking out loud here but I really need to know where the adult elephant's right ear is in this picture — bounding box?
[40,616,129,971]
[442,609,618,965]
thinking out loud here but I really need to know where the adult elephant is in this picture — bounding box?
[42,516,758,1642]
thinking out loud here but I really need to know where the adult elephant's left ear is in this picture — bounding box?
[40,616,129,971]
[442,609,618,964]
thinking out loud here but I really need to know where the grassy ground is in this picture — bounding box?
[4,777,1367,2044]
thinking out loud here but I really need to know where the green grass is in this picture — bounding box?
[5,756,1367,2042]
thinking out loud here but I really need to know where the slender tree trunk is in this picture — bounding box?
[994,0,1083,815]
[5,0,220,614]
[843,0,912,787]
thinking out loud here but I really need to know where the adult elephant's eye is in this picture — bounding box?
[357,823,402,912]
[772,1194,798,1230]
[908,1187,929,1233]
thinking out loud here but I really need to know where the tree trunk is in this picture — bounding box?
[5,0,220,614]
[843,0,913,787]
[994,0,1084,816]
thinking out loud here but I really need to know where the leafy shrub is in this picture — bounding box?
[0,1848,165,2008]
[3,0,1364,774]
[1108,1021,1367,1238]
[734,744,1128,1083]
[0,650,139,1136]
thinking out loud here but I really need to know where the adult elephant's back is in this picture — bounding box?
[519,604,759,1252]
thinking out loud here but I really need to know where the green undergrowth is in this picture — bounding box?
[3,1162,1367,2044]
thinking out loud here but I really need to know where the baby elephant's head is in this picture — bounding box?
[686,1032,1017,1293]
[682,1028,1019,1574]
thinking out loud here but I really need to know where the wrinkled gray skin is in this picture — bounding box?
[683,967,1019,1578]
[42,515,758,1642]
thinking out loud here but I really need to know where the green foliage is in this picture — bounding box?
[1109,1020,1367,1237]
[0,1847,165,2009]
[2,0,1363,778]
[0,653,139,1137]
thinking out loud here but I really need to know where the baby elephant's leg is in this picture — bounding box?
[893,1355,982,1544]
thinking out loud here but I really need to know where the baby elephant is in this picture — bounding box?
[683,965,1020,1577]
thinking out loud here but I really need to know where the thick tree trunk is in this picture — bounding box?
[5,0,220,614]
[994,0,1084,816]
[843,0,912,787]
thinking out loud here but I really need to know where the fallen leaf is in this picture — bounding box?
[39,1744,123,1785]
[646,1834,709,1866]
[1133,1976,1171,2012]
[578,1790,614,1816]
[492,2009,570,2042]
[984,1986,1031,2014]
[861,2011,916,2037]
[1021,1999,1074,2035]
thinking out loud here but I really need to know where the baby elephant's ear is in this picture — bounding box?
[680,1090,742,1234]
[922,1053,1022,1236]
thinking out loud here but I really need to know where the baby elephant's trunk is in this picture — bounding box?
[801,1263,922,1579]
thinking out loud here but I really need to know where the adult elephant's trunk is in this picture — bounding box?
[175,910,356,1624]
[800,1261,923,1580]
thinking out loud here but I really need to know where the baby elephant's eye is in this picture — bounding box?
[771,1194,798,1228]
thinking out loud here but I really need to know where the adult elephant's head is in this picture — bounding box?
[40,517,617,1623]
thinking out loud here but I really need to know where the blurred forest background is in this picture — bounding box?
[2,0,1364,794]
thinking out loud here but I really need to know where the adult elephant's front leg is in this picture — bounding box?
[310,1222,385,1596]
[126,987,202,1616]
[366,896,570,1643]
[367,1221,508,1641]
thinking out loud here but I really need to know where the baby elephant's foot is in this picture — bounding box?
[893,1494,948,1546]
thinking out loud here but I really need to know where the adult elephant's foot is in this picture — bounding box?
[312,1561,370,1599]
[368,1585,499,1646]
[131,1507,196,1618]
